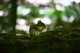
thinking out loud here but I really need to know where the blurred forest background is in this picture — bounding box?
[0,0,80,35]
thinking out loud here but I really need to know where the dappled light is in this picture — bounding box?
[17,6,31,16]
[39,9,45,15]
[55,5,64,11]
[27,0,51,6]
[0,11,4,16]
[41,16,52,25]
[0,0,80,33]
[17,19,26,25]
[54,0,71,6]
[62,15,74,23]
[16,19,29,33]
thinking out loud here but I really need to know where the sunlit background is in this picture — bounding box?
[0,0,80,35]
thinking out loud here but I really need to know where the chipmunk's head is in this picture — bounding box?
[38,20,41,23]
[36,20,46,31]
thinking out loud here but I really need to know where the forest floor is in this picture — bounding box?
[0,27,80,53]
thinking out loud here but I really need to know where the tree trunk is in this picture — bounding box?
[10,0,17,33]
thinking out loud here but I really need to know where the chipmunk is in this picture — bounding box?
[29,20,46,37]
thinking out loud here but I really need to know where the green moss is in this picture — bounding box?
[0,28,80,53]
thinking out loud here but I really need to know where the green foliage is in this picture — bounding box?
[30,7,40,17]
[1,0,80,33]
